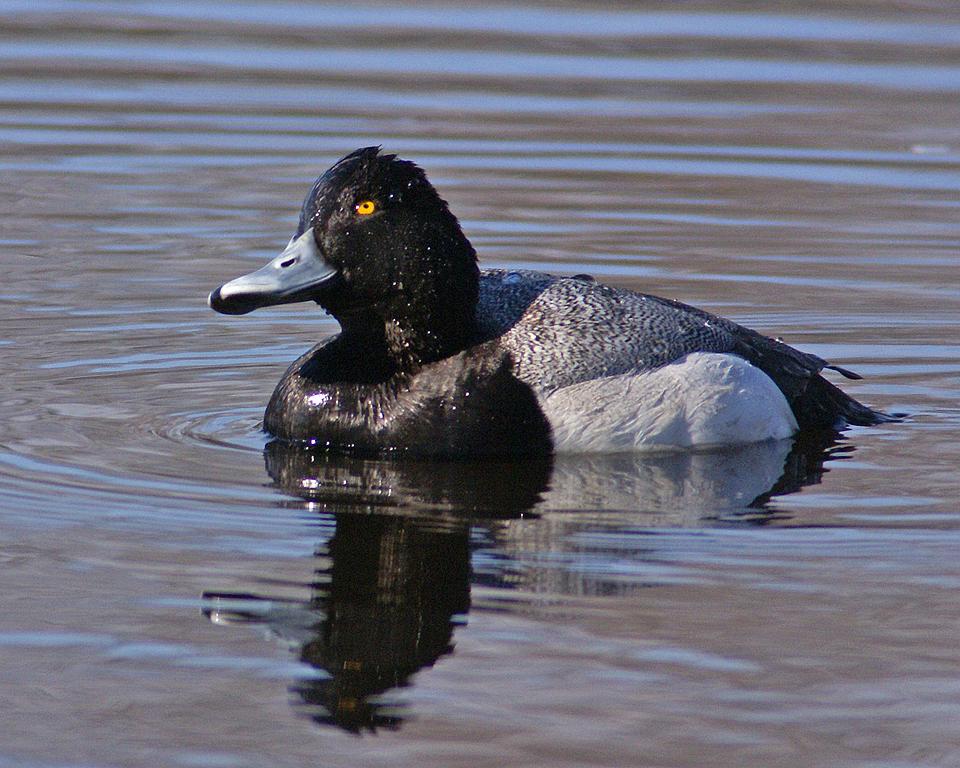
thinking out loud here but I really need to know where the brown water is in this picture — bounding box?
[2,2,960,766]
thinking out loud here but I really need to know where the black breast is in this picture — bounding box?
[264,337,552,457]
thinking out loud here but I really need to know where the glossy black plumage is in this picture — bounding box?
[209,147,891,456]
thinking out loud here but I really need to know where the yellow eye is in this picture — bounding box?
[355,200,376,215]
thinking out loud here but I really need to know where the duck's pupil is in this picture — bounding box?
[356,200,376,215]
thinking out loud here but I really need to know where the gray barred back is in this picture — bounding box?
[478,269,742,393]
[475,268,887,430]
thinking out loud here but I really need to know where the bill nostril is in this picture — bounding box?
[280,257,297,268]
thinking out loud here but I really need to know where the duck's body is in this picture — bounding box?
[210,148,889,457]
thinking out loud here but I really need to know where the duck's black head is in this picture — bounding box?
[209,147,479,367]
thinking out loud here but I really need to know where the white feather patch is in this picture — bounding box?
[542,352,798,453]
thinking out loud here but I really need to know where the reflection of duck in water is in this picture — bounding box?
[203,446,551,732]
[205,514,470,733]
[209,147,891,457]
[303,514,471,732]
[263,441,552,516]
[541,431,841,518]
[202,434,841,732]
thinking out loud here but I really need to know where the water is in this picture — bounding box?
[2,1,959,765]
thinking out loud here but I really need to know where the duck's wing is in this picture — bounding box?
[641,293,890,429]
[481,271,888,429]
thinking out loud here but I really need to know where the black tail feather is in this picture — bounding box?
[824,363,863,380]
[796,374,896,430]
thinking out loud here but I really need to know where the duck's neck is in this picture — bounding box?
[335,289,479,372]
[382,307,475,370]
[328,227,481,371]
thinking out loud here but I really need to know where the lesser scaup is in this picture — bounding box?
[209,147,890,457]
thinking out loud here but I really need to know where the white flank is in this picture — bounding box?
[542,352,799,453]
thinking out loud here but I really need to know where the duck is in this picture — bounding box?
[208,147,890,457]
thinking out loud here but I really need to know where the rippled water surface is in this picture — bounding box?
[2,2,960,766]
